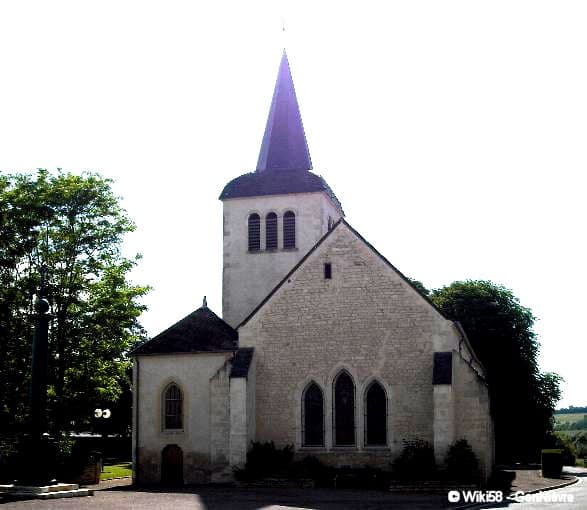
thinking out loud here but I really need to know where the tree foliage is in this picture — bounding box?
[430,280,562,463]
[0,169,149,434]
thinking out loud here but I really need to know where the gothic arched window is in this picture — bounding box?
[333,371,355,446]
[283,211,296,249]
[248,213,260,251]
[365,381,387,446]
[302,382,324,446]
[266,212,278,250]
[164,383,183,430]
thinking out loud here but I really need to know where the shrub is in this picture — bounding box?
[444,439,480,483]
[546,433,576,466]
[392,438,436,481]
[0,435,19,482]
[238,441,294,479]
[573,432,587,459]
[290,455,328,480]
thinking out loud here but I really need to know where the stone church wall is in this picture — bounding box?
[238,223,493,477]
[453,351,494,479]
[133,352,232,484]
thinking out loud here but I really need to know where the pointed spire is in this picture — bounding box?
[256,51,312,172]
[203,296,207,308]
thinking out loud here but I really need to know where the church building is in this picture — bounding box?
[132,51,494,485]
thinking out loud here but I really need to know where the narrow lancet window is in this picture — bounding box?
[324,263,332,279]
[164,384,183,430]
[283,211,296,249]
[248,213,261,251]
[334,371,355,446]
[365,381,387,446]
[302,382,324,446]
[266,212,278,250]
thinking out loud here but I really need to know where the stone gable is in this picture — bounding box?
[238,222,492,475]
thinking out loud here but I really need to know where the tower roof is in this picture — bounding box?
[256,51,312,172]
[219,50,342,212]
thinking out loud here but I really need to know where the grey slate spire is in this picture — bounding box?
[256,51,312,172]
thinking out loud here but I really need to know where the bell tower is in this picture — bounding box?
[219,51,344,327]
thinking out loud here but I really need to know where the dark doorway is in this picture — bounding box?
[161,444,183,486]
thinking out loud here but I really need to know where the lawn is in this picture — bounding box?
[101,462,132,480]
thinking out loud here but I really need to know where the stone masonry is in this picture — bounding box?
[238,221,493,478]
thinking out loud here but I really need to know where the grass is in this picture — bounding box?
[554,413,587,425]
[100,462,132,480]
[556,429,584,437]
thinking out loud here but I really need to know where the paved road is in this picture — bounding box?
[0,486,449,510]
[2,468,585,510]
[477,466,587,509]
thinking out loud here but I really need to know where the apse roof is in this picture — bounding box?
[132,305,237,355]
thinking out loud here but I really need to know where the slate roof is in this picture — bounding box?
[230,347,254,378]
[132,306,238,355]
[219,51,343,211]
[219,169,343,212]
[257,50,312,172]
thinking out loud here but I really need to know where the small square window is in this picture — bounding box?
[324,263,332,279]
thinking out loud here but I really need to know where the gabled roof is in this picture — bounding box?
[237,218,448,328]
[256,51,312,172]
[132,306,238,355]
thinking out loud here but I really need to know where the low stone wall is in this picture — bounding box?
[67,460,100,485]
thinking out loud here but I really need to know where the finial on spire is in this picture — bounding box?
[203,296,207,308]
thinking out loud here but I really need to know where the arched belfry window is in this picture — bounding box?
[266,212,278,250]
[333,371,355,446]
[164,384,183,430]
[248,213,260,251]
[283,211,296,249]
[302,382,324,446]
[365,381,387,446]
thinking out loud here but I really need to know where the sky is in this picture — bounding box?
[1,1,585,407]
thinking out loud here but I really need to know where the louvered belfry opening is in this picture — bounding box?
[248,213,261,251]
[334,371,355,446]
[283,211,296,249]
[302,382,324,446]
[266,212,278,250]
[365,381,387,446]
[164,384,183,430]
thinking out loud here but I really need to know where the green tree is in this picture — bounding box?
[0,169,149,434]
[407,277,430,296]
[430,280,561,463]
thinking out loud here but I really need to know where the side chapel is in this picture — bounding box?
[132,51,494,485]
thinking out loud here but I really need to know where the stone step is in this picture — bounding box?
[0,484,92,500]
[0,483,79,494]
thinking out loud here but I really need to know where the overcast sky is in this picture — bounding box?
[1,1,585,407]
